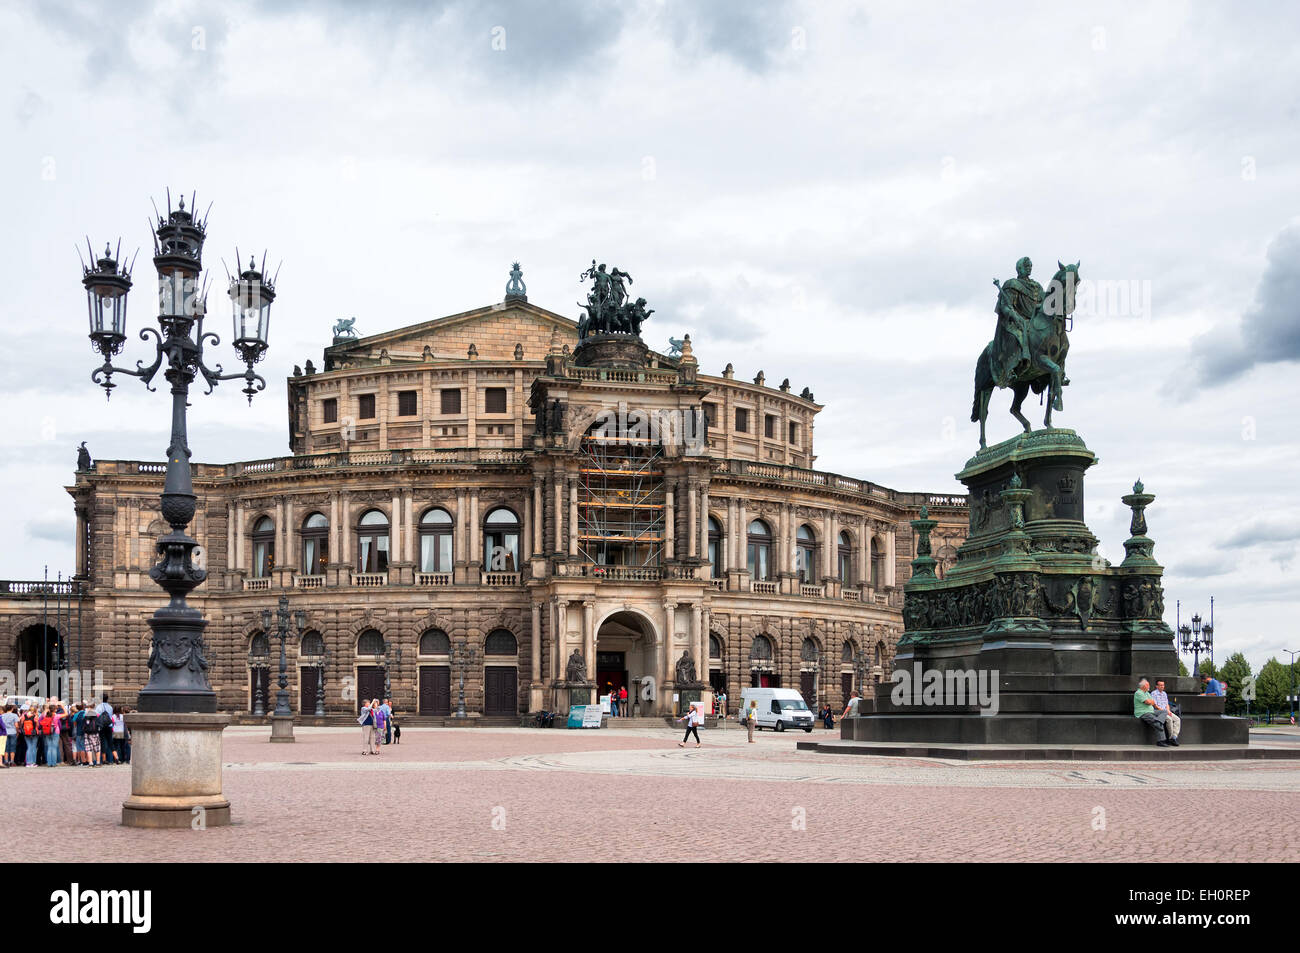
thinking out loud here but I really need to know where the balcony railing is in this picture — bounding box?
[416,572,452,587]
[482,572,520,587]
[296,574,325,589]
[352,572,388,587]
[246,577,271,591]
[842,588,861,602]
[752,581,778,594]
[800,584,825,598]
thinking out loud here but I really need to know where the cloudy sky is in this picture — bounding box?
[3,0,1297,672]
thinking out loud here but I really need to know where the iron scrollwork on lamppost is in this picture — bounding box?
[262,595,307,718]
[450,638,478,719]
[80,190,279,713]
[315,646,329,718]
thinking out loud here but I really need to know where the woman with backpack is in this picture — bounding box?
[39,705,60,767]
[82,706,102,766]
[21,706,40,766]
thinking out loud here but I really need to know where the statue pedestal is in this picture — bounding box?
[121,712,231,829]
[850,429,1247,747]
[269,715,295,743]
[573,334,648,369]
[558,683,593,715]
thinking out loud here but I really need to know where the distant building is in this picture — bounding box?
[4,267,967,718]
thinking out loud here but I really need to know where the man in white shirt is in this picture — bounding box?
[1150,680,1181,743]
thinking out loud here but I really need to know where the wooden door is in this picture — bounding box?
[419,666,451,716]
[300,667,321,714]
[800,671,816,705]
[357,665,385,713]
[484,666,517,716]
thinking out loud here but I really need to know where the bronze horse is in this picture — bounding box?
[971,261,1080,449]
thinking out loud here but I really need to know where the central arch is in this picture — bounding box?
[593,607,659,716]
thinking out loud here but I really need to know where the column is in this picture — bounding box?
[404,491,414,564]
[859,517,870,589]
[886,528,897,587]
[531,601,542,685]
[691,603,703,682]
[718,497,728,574]
[329,493,339,566]
[665,487,675,560]
[275,498,285,568]
[687,481,697,558]
[455,489,467,564]
[234,502,245,570]
[390,492,401,569]
[661,601,675,693]
[532,478,543,555]
[568,480,578,558]
[558,600,569,675]
[583,601,595,682]
[699,486,709,565]
[551,597,562,683]
[226,502,235,570]
[469,489,480,568]
[284,497,296,569]
[737,501,747,579]
[338,493,350,572]
[554,474,564,553]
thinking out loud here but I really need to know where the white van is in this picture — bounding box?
[739,687,814,732]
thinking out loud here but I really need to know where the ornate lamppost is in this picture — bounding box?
[262,594,306,742]
[1176,598,1214,678]
[315,646,329,718]
[80,190,277,828]
[250,646,266,718]
[450,638,478,719]
[380,640,402,699]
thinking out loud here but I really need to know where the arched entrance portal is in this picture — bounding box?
[595,610,658,716]
[17,624,61,680]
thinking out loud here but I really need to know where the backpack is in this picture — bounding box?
[21,714,36,736]
[98,710,113,732]
[38,715,53,735]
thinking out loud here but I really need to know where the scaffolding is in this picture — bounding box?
[577,427,666,568]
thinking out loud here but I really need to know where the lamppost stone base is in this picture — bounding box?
[269,715,295,743]
[121,712,231,829]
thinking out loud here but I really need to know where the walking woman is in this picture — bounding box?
[676,701,704,748]
[371,700,387,756]
[358,699,376,755]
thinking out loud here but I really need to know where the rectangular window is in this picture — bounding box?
[764,414,776,439]
[397,390,417,416]
[322,398,337,424]
[440,389,462,414]
[735,408,749,433]
[358,393,376,419]
[703,403,717,428]
[484,388,507,414]
[789,421,799,445]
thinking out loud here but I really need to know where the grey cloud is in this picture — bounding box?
[1218,520,1300,549]
[27,514,72,543]
[1189,222,1300,385]
[658,0,798,74]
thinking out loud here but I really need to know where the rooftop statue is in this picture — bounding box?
[971,258,1080,449]
[332,316,360,341]
[577,260,650,340]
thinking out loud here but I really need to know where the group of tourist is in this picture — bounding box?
[1134,674,1228,746]
[1,696,131,767]
[357,698,400,755]
[606,684,630,716]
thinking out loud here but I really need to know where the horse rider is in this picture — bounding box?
[991,257,1043,387]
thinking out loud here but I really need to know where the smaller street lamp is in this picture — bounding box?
[315,645,329,718]
[1176,598,1215,678]
[262,594,306,742]
[450,639,478,719]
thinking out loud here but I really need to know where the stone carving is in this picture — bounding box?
[667,337,685,357]
[675,650,698,685]
[565,648,587,683]
[971,258,1081,447]
[76,441,92,472]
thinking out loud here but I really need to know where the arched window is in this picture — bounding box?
[801,637,820,662]
[300,631,325,656]
[252,516,275,578]
[485,629,518,655]
[749,634,774,661]
[301,513,328,575]
[357,510,390,573]
[419,508,454,573]
[707,516,723,578]
[870,537,886,586]
[356,629,384,657]
[838,530,853,583]
[709,634,723,660]
[842,641,856,663]
[875,642,884,667]
[747,519,772,581]
[483,507,520,572]
[796,524,816,583]
[250,632,270,657]
[419,628,450,656]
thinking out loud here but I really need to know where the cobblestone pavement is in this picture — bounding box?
[3,726,1297,863]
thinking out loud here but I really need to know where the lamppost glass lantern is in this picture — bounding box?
[228,255,275,366]
[82,241,133,362]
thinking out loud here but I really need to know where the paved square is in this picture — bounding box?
[3,725,1298,862]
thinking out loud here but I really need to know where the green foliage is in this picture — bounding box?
[1217,652,1253,715]
[1256,658,1292,713]
[1177,659,1188,678]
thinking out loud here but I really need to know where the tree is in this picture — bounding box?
[1217,653,1253,716]
[1177,659,1188,678]
[1255,658,1291,716]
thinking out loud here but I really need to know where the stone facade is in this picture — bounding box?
[3,281,967,719]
